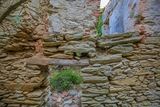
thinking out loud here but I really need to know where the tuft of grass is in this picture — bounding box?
[50,68,83,92]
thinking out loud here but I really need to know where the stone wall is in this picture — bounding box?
[102,0,160,35]
[43,31,160,107]
[49,0,100,36]
[0,0,101,106]
[0,0,51,106]
[81,33,160,107]
[0,0,160,107]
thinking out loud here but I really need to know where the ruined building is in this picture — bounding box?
[0,0,160,107]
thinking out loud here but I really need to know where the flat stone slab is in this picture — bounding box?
[98,36,142,48]
[26,54,50,66]
[1,99,41,105]
[101,32,135,39]
[43,41,66,47]
[83,88,109,94]
[49,59,89,66]
[83,76,108,83]
[110,77,140,86]
[90,54,122,64]
[3,82,42,92]
[144,37,160,44]
[26,54,89,66]
[108,44,134,55]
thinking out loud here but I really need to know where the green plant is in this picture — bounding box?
[96,9,104,37]
[50,68,83,92]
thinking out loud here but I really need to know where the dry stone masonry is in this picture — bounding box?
[0,0,51,106]
[0,0,160,107]
[49,0,100,36]
[81,33,160,107]
[43,31,160,107]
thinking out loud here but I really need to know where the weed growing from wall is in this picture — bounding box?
[96,9,104,37]
[50,68,83,92]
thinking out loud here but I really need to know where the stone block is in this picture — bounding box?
[127,55,158,61]
[110,77,140,86]
[144,37,160,44]
[43,41,66,47]
[27,89,43,98]
[98,37,141,48]
[83,88,109,94]
[49,59,89,66]
[49,53,73,59]
[81,66,103,74]
[44,48,58,53]
[103,32,135,39]
[7,104,20,107]
[109,86,131,93]
[65,34,83,41]
[4,82,42,92]
[108,44,134,56]
[82,100,99,104]
[90,54,122,64]
[58,43,96,57]
[1,99,41,105]
[83,76,108,83]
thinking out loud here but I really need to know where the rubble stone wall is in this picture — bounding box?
[45,0,160,106]
[0,0,160,107]
[0,0,51,107]
[0,0,100,106]
[43,32,160,107]
[49,0,100,36]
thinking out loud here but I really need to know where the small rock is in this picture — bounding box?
[84,88,109,94]
[65,34,83,41]
[27,90,43,98]
[43,41,65,47]
[7,104,20,107]
[109,44,134,55]
[157,81,160,87]
[71,104,79,107]
[136,96,147,102]
[69,90,78,96]
[57,97,62,102]
[64,99,72,105]
[94,96,106,101]
[83,76,108,83]
[0,53,7,58]
[64,104,70,107]
[49,53,73,59]
[110,77,140,86]
[92,64,101,67]
[90,54,122,64]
